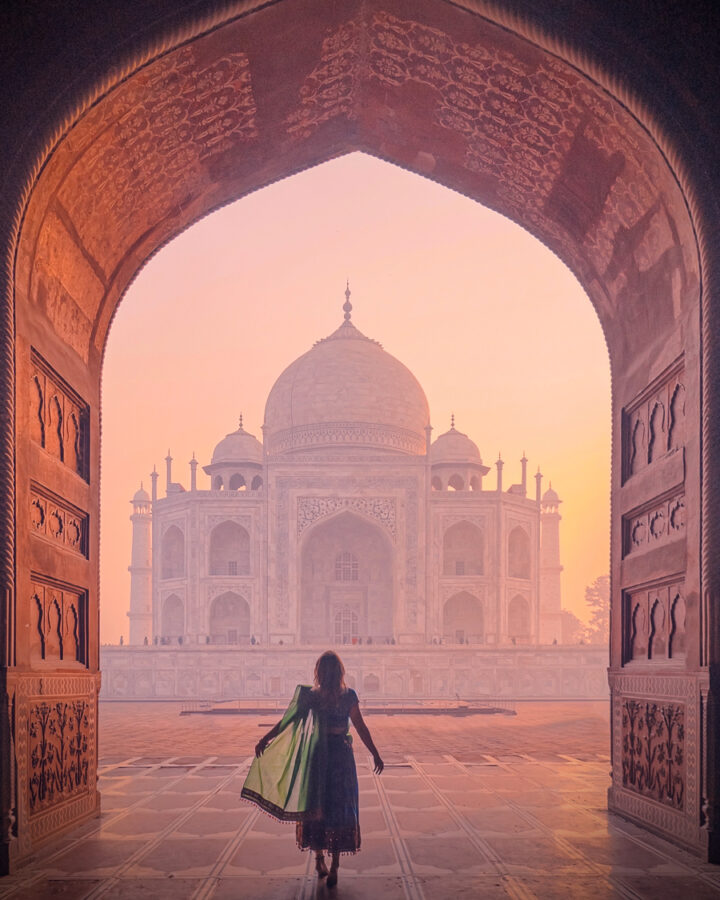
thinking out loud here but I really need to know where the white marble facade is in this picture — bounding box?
[127,294,564,653]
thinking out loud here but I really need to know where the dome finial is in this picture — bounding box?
[450,412,455,430]
[343,280,352,322]
[239,412,243,430]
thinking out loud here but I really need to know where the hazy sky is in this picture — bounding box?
[100,152,610,644]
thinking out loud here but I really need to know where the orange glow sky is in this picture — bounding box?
[100,152,610,644]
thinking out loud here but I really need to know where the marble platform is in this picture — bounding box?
[1,748,719,899]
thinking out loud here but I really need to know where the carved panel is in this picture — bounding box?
[622,698,685,810]
[12,676,99,857]
[297,496,396,539]
[30,482,89,558]
[623,578,686,664]
[623,490,685,557]
[59,46,258,275]
[440,582,486,603]
[206,514,253,531]
[206,583,251,603]
[28,700,90,816]
[622,358,685,482]
[30,577,88,666]
[30,350,89,481]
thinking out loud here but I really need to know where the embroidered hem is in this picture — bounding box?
[240,787,321,823]
[296,821,361,854]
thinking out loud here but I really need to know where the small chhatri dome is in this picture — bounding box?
[264,286,430,456]
[132,483,150,504]
[430,417,482,464]
[211,416,263,464]
[542,483,561,506]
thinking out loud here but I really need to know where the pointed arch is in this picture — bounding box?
[209,591,250,644]
[508,527,531,579]
[443,521,484,576]
[443,591,484,644]
[508,595,530,641]
[161,594,184,642]
[161,525,184,579]
[209,520,250,576]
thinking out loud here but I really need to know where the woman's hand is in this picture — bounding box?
[255,736,269,757]
[372,752,384,775]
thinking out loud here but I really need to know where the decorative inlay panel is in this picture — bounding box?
[28,700,90,815]
[59,46,257,270]
[623,578,686,663]
[30,350,89,480]
[440,583,486,603]
[623,490,685,556]
[30,482,89,558]
[297,496,396,539]
[622,358,685,482]
[268,422,425,456]
[30,576,88,666]
[622,698,685,810]
[13,674,99,855]
[286,11,690,307]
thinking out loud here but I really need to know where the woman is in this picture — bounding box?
[241,651,384,888]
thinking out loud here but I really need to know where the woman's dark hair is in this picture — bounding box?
[314,650,346,700]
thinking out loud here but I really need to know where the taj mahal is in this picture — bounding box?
[125,287,564,654]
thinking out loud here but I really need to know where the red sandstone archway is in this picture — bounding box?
[1,0,715,870]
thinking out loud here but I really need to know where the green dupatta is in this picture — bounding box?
[241,685,324,821]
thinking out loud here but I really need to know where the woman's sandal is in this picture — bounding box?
[327,865,338,888]
[315,855,329,878]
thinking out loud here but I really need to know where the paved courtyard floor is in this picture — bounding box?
[2,702,720,899]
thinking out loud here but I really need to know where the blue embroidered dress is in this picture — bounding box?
[240,685,361,854]
[297,687,361,854]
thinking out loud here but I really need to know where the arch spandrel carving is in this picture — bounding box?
[13,2,699,371]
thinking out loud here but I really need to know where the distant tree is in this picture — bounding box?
[584,575,610,644]
[561,609,585,645]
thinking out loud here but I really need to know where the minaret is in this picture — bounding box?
[539,483,563,643]
[165,449,173,496]
[127,483,152,645]
[189,453,198,492]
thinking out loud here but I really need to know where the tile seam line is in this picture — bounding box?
[188,805,262,900]
[80,757,253,900]
[2,755,223,896]
[446,754,665,900]
[406,756,535,900]
[470,752,719,886]
[374,754,425,900]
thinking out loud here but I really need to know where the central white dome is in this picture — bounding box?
[263,315,430,457]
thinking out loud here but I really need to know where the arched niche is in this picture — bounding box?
[443,521,484,576]
[300,511,393,644]
[161,594,184,642]
[209,591,250,645]
[443,591,484,644]
[2,0,712,867]
[228,473,246,491]
[508,595,531,642]
[161,525,184,580]
[208,520,250,576]
[508,527,531,579]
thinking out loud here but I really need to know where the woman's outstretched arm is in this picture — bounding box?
[255,720,283,757]
[350,703,384,774]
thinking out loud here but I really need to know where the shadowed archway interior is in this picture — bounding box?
[1,0,715,872]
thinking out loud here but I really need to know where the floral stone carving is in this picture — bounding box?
[28,700,90,814]
[622,698,684,809]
